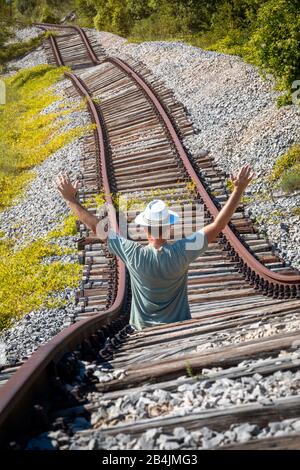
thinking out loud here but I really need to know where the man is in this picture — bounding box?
[55,165,254,330]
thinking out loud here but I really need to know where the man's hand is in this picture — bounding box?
[231,164,255,193]
[55,172,99,235]
[203,164,255,243]
[55,173,80,202]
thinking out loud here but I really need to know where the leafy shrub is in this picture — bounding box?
[75,0,97,27]
[270,145,300,180]
[245,0,300,101]
[291,206,300,217]
[280,164,300,193]
[129,1,192,41]
[0,34,45,67]
[40,4,60,23]
[16,0,38,15]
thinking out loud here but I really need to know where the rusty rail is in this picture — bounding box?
[0,70,127,444]
[35,22,100,64]
[104,57,300,296]
[37,22,300,295]
[0,20,299,448]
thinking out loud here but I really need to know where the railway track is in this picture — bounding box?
[0,23,300,450]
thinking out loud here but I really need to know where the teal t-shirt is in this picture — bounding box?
[107,230,208,330]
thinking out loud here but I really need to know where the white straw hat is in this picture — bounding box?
[134,199,179,227]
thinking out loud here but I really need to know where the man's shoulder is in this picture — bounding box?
[175,229,208,251]
[108,230,140,249]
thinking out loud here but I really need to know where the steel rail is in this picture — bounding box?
[0,70,126,444]
[35,22,100,64]
[34,22,300,292]
[104,57,300,293]
[32,24,300,292]
[0,20,298,447]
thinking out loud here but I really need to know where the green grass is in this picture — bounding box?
[270,145,300,181]
[0,34,46,69]
[0,236,82,330]
[0,64,94,211]
[47,214,78,238]
[0,65,95,329]
[280,164,300,193]
[269,145,300,193]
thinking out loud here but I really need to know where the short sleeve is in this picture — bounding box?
[107,230,135,264]
[180,229,208,264]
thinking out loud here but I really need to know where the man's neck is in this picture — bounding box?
[148,238,167,250]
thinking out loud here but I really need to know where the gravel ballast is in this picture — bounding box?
[2,28,300,452]
[40,417,300,450]
[26,348,300,450]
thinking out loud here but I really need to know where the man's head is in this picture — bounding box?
[134,199,179,243]
[144,224,172,242]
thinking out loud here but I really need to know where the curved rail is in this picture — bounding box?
[0,71,127,444]
[35,22,300,294]
[1,20,299,446]
[104,57,300,295]
[35,22,100,64]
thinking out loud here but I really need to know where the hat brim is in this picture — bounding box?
[134,210,179,227]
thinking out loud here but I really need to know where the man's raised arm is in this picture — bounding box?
[55,173,100,237]
[203,164,255,243]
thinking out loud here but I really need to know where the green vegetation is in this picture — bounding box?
[0,4,96,331]
[0,34,45,68]
[253,209,285,227]
[225,177,254,203]
[280,165,300,193]
[0,64,94,211]
[0,63,94,330]
[270,145,300,193]
[85,184,196,214]
[0,236,82,330]
[226,179,234,193]
[73,0,300,105]
[14,0,75,23]
[291,207,300,218]
[47,214,78,238]
[185,361,202,380]
[1,1,299,102]
[245,0,300,105]
[270,145,300,180]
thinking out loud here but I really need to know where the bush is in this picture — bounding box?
[280,164,300,193]
[0,34,45,67]
[93,0,132,36]
[270,145,300,180]
[130,12,188,41]
[246,0,300,95]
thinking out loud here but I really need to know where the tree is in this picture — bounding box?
[15,0,38,15]
[93,0,132,35]
[247,0,300,92]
